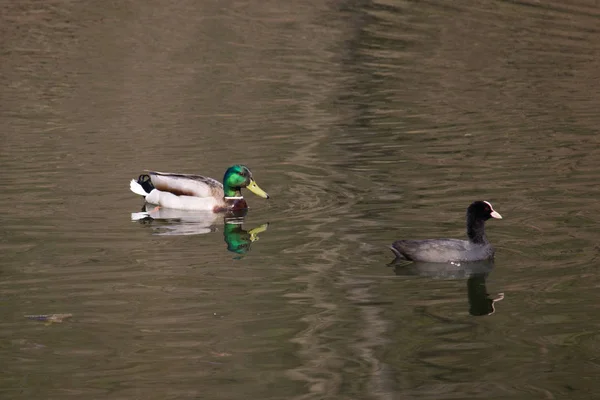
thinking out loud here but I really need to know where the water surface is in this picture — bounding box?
[2,0,600,399]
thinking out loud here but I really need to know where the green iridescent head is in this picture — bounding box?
[223,165,269,199]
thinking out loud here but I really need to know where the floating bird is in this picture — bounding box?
[130,165,269,212]
[390,201,502,263]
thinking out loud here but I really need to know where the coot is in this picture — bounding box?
[390,201,502,263]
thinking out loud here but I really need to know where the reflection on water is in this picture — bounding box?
[222,222,269,256]
[391,260,503,316]
[132,205,223,235]
[466,274,504,317]
[132,204,268,256]
[2,0,600,399]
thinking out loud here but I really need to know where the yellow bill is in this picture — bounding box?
[246,179,269,199]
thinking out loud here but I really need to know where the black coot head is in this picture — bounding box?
[468,201,503,221]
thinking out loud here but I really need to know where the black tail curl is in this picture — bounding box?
[137,174,155,194]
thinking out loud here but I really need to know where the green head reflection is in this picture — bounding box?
[223,221,269,256]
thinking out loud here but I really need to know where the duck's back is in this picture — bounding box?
[149,171,223,198]
[391,238,495,263]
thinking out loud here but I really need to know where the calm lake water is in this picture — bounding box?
[2,0,600,399]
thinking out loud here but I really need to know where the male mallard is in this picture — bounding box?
[129,165,269,212]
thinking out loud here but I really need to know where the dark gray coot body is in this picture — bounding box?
[390,201,502,263]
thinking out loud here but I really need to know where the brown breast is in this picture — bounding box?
[213,198,248,214]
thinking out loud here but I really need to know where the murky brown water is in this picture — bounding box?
[2,1,600,399]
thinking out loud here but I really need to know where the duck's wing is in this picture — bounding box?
[148,171,224,198]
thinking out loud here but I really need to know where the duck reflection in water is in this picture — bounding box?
[390,259,504,316]
[222,221,268,256]
[131,204,268,256]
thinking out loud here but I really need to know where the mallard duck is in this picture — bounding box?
[129,165,269,212]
